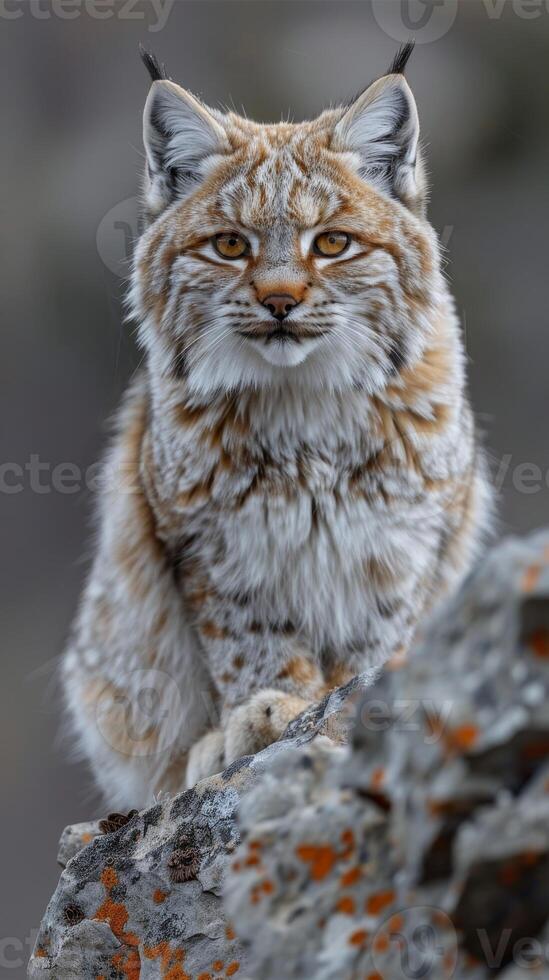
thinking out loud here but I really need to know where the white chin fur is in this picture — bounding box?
[254,338,316,368]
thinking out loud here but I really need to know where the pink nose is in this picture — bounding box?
[261,294,300,321]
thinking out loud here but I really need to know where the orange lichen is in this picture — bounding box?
[212,961,224,972]
[336,896,356,915]
[366,973,383,980]
[153,889,168,904]
[111,949,141,980]
[522,564,541,592]
[373,933,390,953]
[225,925,236,940]
[95,866,139,950]
[244,854,261,867]
[432,909,451,927]
[443,950,456,972]
[95,898,138,946]
[143,944,188,979]
[226,963,240,976]
[198,974,212,980]
[164,966,190,980]
[250,878,274,904]
[370,767,385,789]
[100,867,118,890]
[296,843,338,881]
[447,723,479,751]
[144,942,170,966]
[34,948,48,958]
[341,867,362,887]
[341,829,355,849]
[387,913,404,932]
[81,833,93,844]
[348,929,368,947]
[366,890,395,915]
[529,629,549,658]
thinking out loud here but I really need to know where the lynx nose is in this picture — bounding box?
[261,294,300,322]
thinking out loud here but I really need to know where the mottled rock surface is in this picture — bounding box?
[29,530,549,979]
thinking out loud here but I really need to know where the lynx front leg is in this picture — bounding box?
[184,575,327,785]
[63,382,214,808]
[186,688,312,787]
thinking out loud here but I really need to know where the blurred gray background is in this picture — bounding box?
[1,0,548,967]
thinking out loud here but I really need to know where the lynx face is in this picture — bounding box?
[132,50,440,397]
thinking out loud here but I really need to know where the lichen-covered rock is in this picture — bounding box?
[28,681,361,978]
[224,529,549,979]
[57,822,101,869]
[29,530,549,979]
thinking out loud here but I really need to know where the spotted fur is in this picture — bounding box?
[63,52,491,806]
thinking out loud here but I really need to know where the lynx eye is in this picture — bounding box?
[213,232,250,260]
[313,231,351,258]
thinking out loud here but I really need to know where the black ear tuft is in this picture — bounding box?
[387,41,415,76]
[139,43,168,83]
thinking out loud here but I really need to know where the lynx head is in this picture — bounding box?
[131,44,441,397]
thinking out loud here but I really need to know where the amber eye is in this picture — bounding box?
[213,232,250,260]
[313,231,351,258]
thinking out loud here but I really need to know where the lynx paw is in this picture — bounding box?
[223,688,310,763]
[185,729,225,788]
[185,689,310,788]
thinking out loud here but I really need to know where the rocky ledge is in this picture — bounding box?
[29,530,549,979]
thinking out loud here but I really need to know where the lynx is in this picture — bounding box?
[63,44,491,807]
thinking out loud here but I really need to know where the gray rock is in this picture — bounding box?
[28,686,362,978]
[57,821,101,869]
[29,530,549,979]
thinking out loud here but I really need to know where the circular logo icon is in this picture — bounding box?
[372,0,458,44]
[94,668,184,758]
[371,905,458,979]
[96,195,142,278]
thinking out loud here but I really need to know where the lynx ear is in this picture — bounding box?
[143,79,229,217]
[332,72,424,212]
